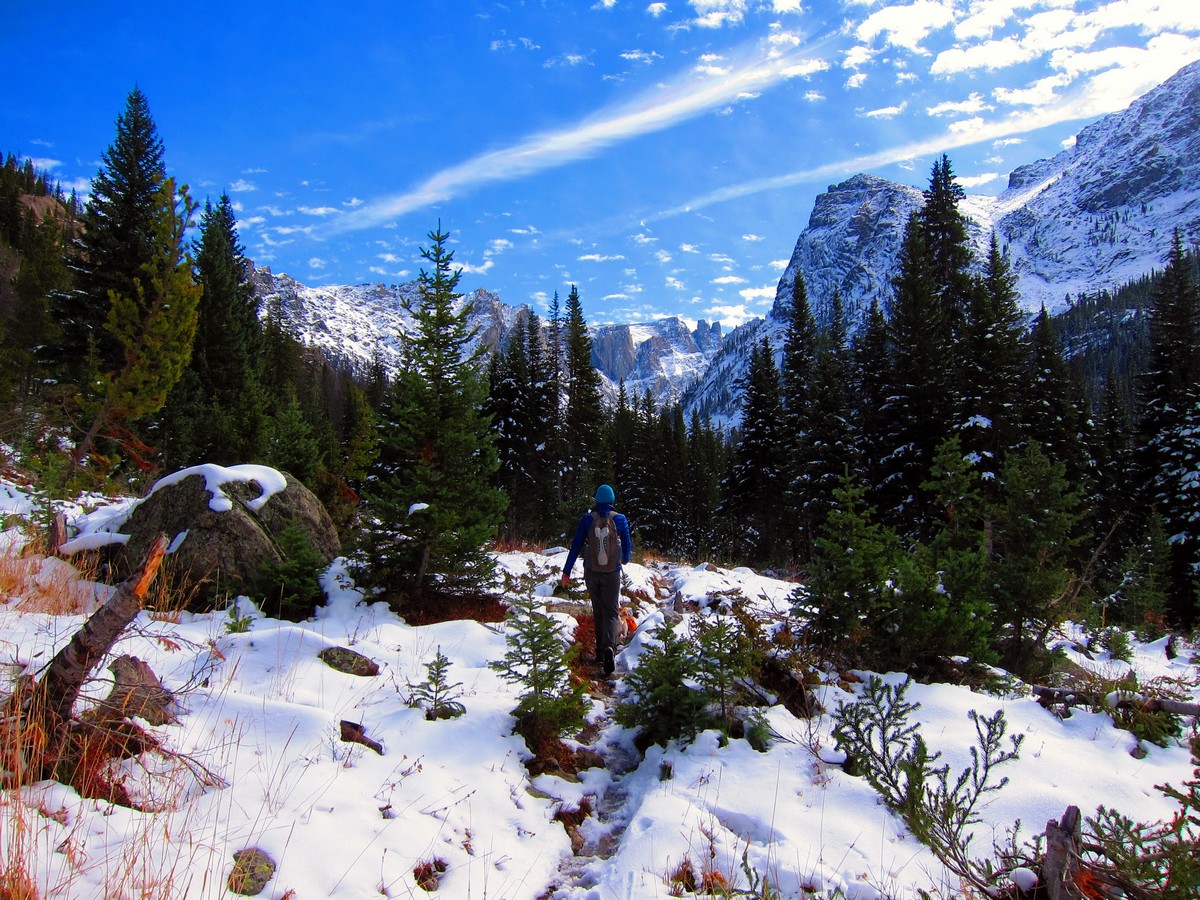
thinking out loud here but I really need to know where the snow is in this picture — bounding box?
[0,477,1196,899]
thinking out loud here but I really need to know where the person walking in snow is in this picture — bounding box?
[560,484,632,676]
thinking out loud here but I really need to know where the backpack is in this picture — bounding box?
[586,510,621,573]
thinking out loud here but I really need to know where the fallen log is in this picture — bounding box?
[5,534,169,782]
[1031,685,1200,718]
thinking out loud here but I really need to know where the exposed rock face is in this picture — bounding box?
[116,468,339,605]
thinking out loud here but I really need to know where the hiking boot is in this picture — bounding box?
[602,646,615,676]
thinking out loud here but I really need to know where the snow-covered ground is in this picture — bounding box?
[0,475,1196,899]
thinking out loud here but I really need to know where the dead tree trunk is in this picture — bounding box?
[1042,806,1083,900]
[6,534,168,782]
[1032,684,1200,718]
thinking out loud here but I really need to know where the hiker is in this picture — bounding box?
[560,484,632,676]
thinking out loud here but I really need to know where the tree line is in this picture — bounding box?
[2,91,1198,668]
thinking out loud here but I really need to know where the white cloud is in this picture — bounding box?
[843,44,877,69]
[695,63,732,76]
[545,53,590,68]
[856,0,957,53]
[861,101,908,119]
[804,89,825,101]
[621,49,663,63]
[339,35,836,231]
[308,257,327,269]
[993,73,1071,107]
[769,258,789,270]
[956,171,1001,187]
[666,276,686,289]
[242,167,267,174]
[578,253,626,262]
[680,243,700,253]
[993,136,1024,147]
[926,92,992,116]
[947,116,987,134]
[742,233,765,241]
[709,252,735,264]
[713,275,747,284]
[739,285,775,304]
[632,232,658,245]
[845,71,868,88]
[510,225,540,235]
[647,2,668,16]
[458,257,496,274]
[343,197,364,208]
[299,205,340,216]
[378,253,403,263]
[230,179,257,192]
[655,249,674,263]
[705,303,756,327]
[689,0,750,29]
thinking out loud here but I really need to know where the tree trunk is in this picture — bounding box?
[1042,806,1082,900]
[6,534,169,782]
[1031,684,1200,717]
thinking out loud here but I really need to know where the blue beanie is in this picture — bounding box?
[594,484,615,504]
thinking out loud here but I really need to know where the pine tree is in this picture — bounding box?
[958,233,1026,487]
[918,154,974,337]
[1021,307,1089,491]
[989,441,1082,676]
[726,338,787,564]
[60,88,168,380]
[850,298,892,503]
[73,178,201,471]
[780,270,819,555]
[560,284,605,506]
[355,224,506,607]
[793,290,856,560]
[160,193,265,468]
[881,214,955,537]
[1138,231,1200,625]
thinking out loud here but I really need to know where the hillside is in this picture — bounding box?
[0,470,1197,898]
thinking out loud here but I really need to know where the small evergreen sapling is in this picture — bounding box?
[408,647,466,720]
[615,620,711,748]
[490,594,587,743]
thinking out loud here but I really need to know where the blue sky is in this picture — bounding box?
[4,1,1198,327]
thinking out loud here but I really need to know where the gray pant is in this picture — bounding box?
[584,567,621,657]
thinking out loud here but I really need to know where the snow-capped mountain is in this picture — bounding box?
[688,57,1200,426]
[251,266,724,406]
[776,58,1200,328]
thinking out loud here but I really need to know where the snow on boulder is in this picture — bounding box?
[113,465,340,607]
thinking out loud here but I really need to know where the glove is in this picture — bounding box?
[560,572,570,587]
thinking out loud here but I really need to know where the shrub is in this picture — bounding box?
[253,525,327,620]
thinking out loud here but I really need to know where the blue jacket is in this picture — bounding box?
[563,503,632,574]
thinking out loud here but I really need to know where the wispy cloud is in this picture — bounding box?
[335,34,833,233]
[579,252,626,262]
[656,51,1200,220]
[230,179,257,192]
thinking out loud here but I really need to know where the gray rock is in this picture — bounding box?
[116,470,339,607]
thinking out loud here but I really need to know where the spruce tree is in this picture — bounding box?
[60,88,167,380]
[958,233,1026,487]
[1020,307,1089,492]
[726,338,787,564]
[160,193,265,468]
[918,154,974,337]
[850,298,892,504]
[1138,231,1200,624]
[881,215,955,537]
[355,224,506,607]
[792,290,856,560]
[560,284,605,506]
[73,178,201,471]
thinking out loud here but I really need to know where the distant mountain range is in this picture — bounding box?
[259,59,1200,426]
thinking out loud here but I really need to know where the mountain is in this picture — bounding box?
[686,58,1200,426]
[258,61,1199,425]
[251,265,724,406]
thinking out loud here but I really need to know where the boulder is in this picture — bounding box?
[115,465,340,605]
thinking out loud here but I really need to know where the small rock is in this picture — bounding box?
[318,646,380,676]
[228,847,275,896]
